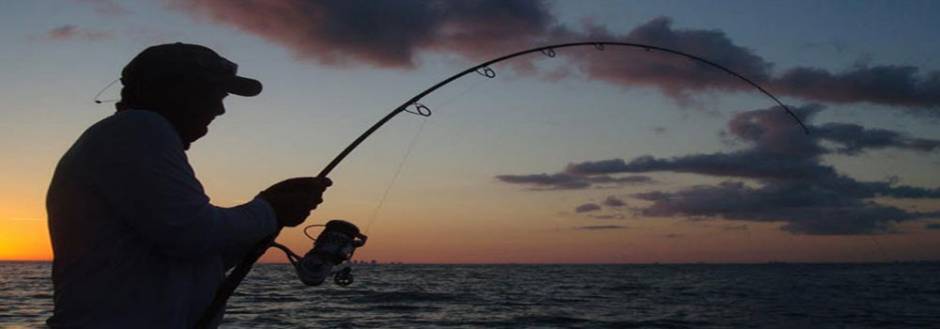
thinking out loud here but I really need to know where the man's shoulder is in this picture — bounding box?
[88,110,180,145]
[97,110,171,132]
[70,110,183,161]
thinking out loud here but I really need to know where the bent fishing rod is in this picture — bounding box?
[195,41,809,328]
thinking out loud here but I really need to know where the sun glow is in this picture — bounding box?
[0,218,52,261]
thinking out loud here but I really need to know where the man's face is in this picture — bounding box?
[167,84,228,149]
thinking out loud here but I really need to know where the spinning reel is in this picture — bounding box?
[271,219,367,287]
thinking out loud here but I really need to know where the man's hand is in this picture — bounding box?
[257,177,332,227]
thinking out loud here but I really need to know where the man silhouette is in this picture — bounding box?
[46,43,329,328]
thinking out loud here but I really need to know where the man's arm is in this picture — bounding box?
[93,111,278,259]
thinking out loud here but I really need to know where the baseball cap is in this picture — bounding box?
[121,42,262,97]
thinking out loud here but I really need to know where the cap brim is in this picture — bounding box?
[225,76,263,97]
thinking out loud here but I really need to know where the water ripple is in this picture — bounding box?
[2,262,940,328]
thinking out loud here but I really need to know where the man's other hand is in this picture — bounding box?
[258,177,332,227]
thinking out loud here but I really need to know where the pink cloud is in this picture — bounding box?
[46,25,112,41]
[166,0,555,68]
[166,1,940,111]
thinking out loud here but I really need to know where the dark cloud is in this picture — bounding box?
[565,17,774,102]
[589,175,656,186]
[568,105,940,182]
[814,122,940,155]
[575,203,601,213]
[45,25,112,41]
[565,159,630,176]
[563,18,940,110]
[565,104,827,178]
[927,223,940,230]
[495,173,589,190]
[602,196,626,208]
[624,106,940,234]
[165,2,940,110]
[574,225,626,230]
[566,153,832,183]
[494,172,652,190]
[773,65,940,108]
[167,0,555,68]
[633,181,926,235]
[502,105,940,235]
[725,104,825,157]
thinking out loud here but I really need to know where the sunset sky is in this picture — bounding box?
[2,0,939,263]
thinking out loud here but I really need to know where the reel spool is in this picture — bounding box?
[279,219,367,287]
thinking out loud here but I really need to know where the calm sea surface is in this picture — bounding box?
[2,262,939,328]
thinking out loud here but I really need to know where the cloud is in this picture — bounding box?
[814,122,940,155]
[45,25,112,41]
[495,172,652,190]
[495,173,589,190]
[625,106,940,234]
[633,181,928,235]
[574,225,626,230]
[166,0,555,68]
[563,17,940,110]
[772,65,940,108]
[564,17,774,102]
[927,223,940,230]
[568,105,940,182]
[602,196,626,207]
[166,3,940,110]
[500,104,940,235]
[574,203,601,213]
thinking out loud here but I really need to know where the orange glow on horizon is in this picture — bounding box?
[5,213,940,264]
[0,218,52,261]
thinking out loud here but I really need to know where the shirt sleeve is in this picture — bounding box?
[221,198,278,269]
[92,111,279,259]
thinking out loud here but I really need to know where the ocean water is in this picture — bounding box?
[2,262,939,328]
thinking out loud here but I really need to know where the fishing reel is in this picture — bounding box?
[273,219,367,287]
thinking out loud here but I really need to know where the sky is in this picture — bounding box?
[1,0,939,263]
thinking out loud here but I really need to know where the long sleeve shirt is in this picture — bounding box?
[46,109,278,328]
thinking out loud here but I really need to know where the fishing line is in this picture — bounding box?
[299,77,490,245]
[361,77,491,235]
[363,117,427,235]
[296,79,488,279]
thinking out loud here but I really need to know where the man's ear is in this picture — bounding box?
[157,82,198,110]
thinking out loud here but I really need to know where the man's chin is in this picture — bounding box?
[183,128,207,150]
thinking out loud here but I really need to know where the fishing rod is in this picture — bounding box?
[195,41,809,328]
